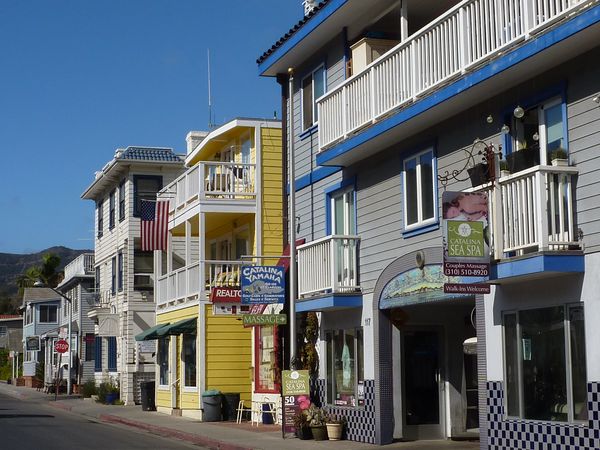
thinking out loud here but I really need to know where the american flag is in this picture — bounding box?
[140,200,169,251]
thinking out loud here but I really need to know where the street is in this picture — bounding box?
[0,392,205,450]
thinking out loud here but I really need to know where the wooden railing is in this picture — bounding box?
[158,161,257,213]
[318,0,591,150]
[297,235,361,298]
[472,165,579,258]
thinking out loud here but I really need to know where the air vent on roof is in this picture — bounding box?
[303,0,316,16]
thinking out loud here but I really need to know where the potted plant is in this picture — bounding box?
[499,160,511,178]
[97,379,120,404]
[506,141,540,173]
[293,411,312,440]
[550,148,568,166]
[305,405,328,441]
[467,162,490,187]
[325,414,346,441]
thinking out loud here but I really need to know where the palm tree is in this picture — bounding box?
[16,252,62,296]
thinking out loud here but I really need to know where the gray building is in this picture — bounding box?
[259,1,600,448]
[0,315,23,353]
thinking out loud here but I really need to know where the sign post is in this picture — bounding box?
[281,370,310,435]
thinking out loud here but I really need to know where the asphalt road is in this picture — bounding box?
[0,392,205,450]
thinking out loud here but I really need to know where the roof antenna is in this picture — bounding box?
[207,48,215,129]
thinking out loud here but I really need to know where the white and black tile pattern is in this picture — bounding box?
[487,381,600,450]
[315,379,377,444]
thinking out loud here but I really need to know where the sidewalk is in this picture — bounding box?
[0,382,479,450]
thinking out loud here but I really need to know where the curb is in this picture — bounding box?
[99,414,254,450]
[47,402,73,412]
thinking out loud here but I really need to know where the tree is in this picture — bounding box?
[15,252,62,296]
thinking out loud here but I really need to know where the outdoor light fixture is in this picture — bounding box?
[532,132,539,141]
[486,115,493,124]
[513,105,525,119]
[501,124,510,134]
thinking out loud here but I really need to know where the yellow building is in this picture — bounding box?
[143,118,283,419]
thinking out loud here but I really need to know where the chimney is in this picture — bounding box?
[186,131,209,154]
[303,0,317,16]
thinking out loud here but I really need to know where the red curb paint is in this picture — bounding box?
[98,414,254,450]
[48,402,72,412]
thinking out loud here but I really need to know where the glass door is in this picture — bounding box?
[402,329,445,440]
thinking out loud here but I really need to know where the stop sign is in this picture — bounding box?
[54,339,69,354]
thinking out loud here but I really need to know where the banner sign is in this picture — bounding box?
[242,314,287,327]
[241,266,285,305]
[282,370,310,434]
[25,336,40,351]
[210,287,241,303]
[442,191,490,279]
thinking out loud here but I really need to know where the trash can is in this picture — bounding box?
[222,393,240,421]
[140,381,156,411]
[202,389,222,422]
[262,403,274,424]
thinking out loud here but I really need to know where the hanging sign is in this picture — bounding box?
[242,314,287,327]
[442,191,490,280]
[241,266,285,304]
[282,370,310,434]
[25,336,40,351]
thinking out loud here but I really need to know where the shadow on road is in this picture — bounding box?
[0,414,55,419]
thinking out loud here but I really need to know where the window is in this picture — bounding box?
[134,242,154,291]
[94,336,102,371]
[118,179,126,221]
[255,325,279,393]
[325,328,364,407]
[117,251,123,292]
[133,175,162,217]
[158,337,169,386]
[85,334,95,362]
[183,334,196,388]
[503,305,587,422]
[97,200,104,238]
[301,65,325,130]
[95,266,100,293]
[107,336,117,371]
[403,148,436,229]
[240,137,251,164]
[508,97,566,171]
[111,256,116,295]
[25,306,33,325]
[39,305,57,323]
[109,189,116,229]
[0,326,6,337]
[329,186,356,235]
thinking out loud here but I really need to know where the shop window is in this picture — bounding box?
[255,325,279,393]
[109,189,116,230]
[94,337,102,372]
[39,305,57,323]
[507,97,567,172]
[158,337,169,386]
[403,148,436,230]
[133,175,162,217]
[118,179,126,222]
[97,200,104,238]
[325,328,364,407]
[183,334,196,388]
[302,65,325,131]
[503,305,587,422]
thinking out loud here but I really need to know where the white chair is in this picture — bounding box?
[236,400,252,424]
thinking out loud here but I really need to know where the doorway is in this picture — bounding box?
[402,329,444,440]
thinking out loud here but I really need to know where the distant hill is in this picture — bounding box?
[0,246,93,300]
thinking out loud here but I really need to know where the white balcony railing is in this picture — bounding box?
[472,165,579,258]
[63,253,95,281]
[297,235,361,298]
[318,0,591,150]
[159,162,257,213]
[156,260,243,306]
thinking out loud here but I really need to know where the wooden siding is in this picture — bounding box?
[260,127,284,265]
[204,305,252,403]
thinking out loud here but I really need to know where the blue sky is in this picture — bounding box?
[0,0,299,254]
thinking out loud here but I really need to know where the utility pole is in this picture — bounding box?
[287,68,297,365]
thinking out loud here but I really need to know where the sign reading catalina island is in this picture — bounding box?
[241,265,285,304]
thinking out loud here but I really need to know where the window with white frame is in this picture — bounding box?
[38,305,57,323]
[330,186,356,235]
[403,148,436,229]
[183,334,196,388]
[0,326,6,337]
[158,336,169,386]
[503,304,587,422]
[109,189,116,230]
[97,200,104,238]
[325,328,364,407]
[301,65,325,131]
[118,179,126,221]
[509,97,566,171]
[25,306,33,325]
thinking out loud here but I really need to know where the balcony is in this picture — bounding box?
[62,253,95,282]
[471,164,583,280]
[297,235,361,298]
[156,260,243,307]
[317,0,595,152]
[159,161,257,216]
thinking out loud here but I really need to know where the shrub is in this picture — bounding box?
[81,380,97,398]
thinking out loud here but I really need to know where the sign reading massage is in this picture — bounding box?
[241,265,285,305]
[442,191,490,278]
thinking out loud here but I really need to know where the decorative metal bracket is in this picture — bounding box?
[437,139,503,189]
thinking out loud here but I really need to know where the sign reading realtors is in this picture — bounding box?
[241,265,285,304]
[282,370,310,434]
[442,191,490,277]
[210,286,241,303]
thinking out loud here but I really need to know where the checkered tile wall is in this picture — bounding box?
[487,381,600,450]
[315,379,377,444]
